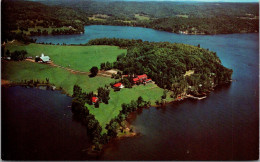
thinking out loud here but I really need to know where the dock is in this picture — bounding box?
[187,94,207,100]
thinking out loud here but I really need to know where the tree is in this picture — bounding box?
[94,101,99,108]
[5,50,10,57]
[100,62,106,70]
[98,87,110,104]
[105,61,112,70]
[71,98,84,113]
[90,66,99,77]
[161,90,167,100]
[107,121,119,137]
[73,84,82,97]
[122,77,132,88]
[11,50,27,61]
[137,96,144,107]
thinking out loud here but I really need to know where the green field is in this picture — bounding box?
[6,43,127,72]
[2,61,113,95]
[176,14,189,18]
[87,83,173,132]
[134,14,150,21]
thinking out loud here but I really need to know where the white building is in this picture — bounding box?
[40,53,50,63]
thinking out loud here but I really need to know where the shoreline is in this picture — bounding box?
[1,79,63,93]
[28,24,259,39]
[87,24,258,35]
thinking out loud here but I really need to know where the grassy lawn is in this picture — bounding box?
[176,14,189,18]
[88,14,110,21]
[134,14,150,21]
[87,83,173,132]
[6,43,127,72]
[88,17,106,21]
[2,61,114,95]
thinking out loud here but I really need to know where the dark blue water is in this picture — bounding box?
[1,87,95,160]
[5,25,259,160]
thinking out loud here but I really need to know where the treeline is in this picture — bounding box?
[51,29,82,35]
[13,78,52,87]
[88,38,233,96]
[1,32,36,44]
[72,85,105,150]
[71,84,149,150]
[88,38,143,48]
[3,50,28,61]
[145,16,259,34]
[28,28,82,36]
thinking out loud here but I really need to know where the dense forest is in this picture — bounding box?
[1,0,259,43]
[88,38,233,96]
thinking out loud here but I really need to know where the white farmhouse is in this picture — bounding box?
[40,53,50,63]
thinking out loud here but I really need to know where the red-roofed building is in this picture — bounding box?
[92,97,98,103]
[133,78,139,84]
[113,83,124,88]
[177,96,183,101]
[137,74,148,81]
[145,78,152,83]
[133,74,151,84]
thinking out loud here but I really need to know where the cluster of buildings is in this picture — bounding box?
[132,74,152,84]
[92,74,153,104]
[113,74,152,89]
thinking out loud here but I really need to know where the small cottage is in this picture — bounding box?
[113,83,124,89]
[92,97,98,104]
[40,53,50,63]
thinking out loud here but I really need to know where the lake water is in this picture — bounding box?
[3,25,259,160]
[1,87,97,160]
